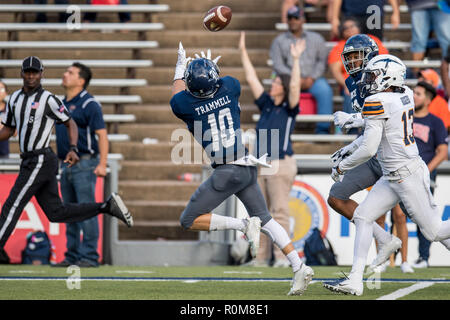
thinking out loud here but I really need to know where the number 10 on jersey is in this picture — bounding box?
[207,108,236,152]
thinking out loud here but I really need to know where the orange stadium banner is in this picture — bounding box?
[0,174,104,264]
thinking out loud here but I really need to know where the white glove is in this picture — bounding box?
[331,165,344,182]
[194,49,221,65]
[334,111,364,130]
[173,42,192,81]
[330,142,358,167]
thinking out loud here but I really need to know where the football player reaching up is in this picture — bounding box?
[170,42,314,296]
[324,54,450,296]
[327,35,402,271]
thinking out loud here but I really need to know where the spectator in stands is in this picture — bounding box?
[409,81,449,269]
[418,68,450,132]
[240,31,305,267]
[271,5,333,134]
[281,0,333,24]
[440,47,450,100]
[0,81,9,158]
[83,0,131,24]
[330,0,400,40]
[328,17,388,115]
[418,68,446,98]
[53,63,109,268]
[34,0,70,23]
[406,0,450,72]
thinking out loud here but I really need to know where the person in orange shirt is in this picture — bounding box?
[328,17,389,114]
[418,68,450,132]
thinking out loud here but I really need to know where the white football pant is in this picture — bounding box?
[353,159,450,245]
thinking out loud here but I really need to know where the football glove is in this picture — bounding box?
[174,42,192,81]
[331,165,344,182]
[331,147,351,167]
[194,48,221,65]
[334,111,364,131]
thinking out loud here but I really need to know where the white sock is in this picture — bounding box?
[209,214,246,232]
[261,218,291,249]
[372,222,392,246]
[350,218,374,283]
[286,250,302,273]
[261,219,301,272]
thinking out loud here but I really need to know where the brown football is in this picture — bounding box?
[203,6,232,32]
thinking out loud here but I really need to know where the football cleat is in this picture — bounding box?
[243,217,261,259]
[400,262,414,274]
[322,278,363,296]
[287,263,314,296]
[368,235,402,273]
[105,193,133,228]
[412,258,429,269]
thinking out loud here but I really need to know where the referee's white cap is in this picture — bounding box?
[22,56,44,72]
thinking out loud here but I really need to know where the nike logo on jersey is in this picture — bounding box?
[195,95,231,116]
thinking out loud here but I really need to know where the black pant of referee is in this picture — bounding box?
[0,148,132,248]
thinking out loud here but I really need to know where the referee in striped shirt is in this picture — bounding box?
[0,56,133,250]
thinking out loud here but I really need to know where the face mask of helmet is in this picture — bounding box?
[359,69,383,98]
[342,48,371,75]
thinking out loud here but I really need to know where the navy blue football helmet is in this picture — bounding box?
[184,58,220,99]
[341,34,379,77]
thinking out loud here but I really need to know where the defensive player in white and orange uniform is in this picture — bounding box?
[324,54,450,296]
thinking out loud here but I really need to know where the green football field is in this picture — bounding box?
[0,264,449,300]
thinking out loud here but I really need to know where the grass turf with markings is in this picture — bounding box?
[0,265,448,300]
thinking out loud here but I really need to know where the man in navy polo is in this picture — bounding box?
[54,62,109,267]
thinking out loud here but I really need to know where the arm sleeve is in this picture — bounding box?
[86,101,106,131]
[47,95,71,123]
[254,92,272,112]
[1,99,16,128]
[339,119,384,172]
[434,117,448,147]
[170,95,184,120]
[362,97,390,120]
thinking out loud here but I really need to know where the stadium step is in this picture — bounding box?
[110,141,188,161]
[144,48,270,67]
[160,0,282,13]
[125,200,187,221]
[158,12,280,31]
[103,104,259,124]
[119,180,200,201]
[119,160,201,181]
[119,123,184,141]
[118,220,198,241]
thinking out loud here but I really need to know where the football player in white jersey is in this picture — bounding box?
[324,54,450,296]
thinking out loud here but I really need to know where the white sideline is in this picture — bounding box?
[376,282,435,300]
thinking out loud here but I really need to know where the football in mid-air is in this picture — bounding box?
[203,5,232,32]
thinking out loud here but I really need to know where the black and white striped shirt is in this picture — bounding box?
[1,85,71,153]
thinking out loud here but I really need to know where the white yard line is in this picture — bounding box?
[376,282,435,300]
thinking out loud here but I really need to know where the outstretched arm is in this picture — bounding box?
[288,38,305,109]
[239,31,264,100]
[171,42,191,98]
